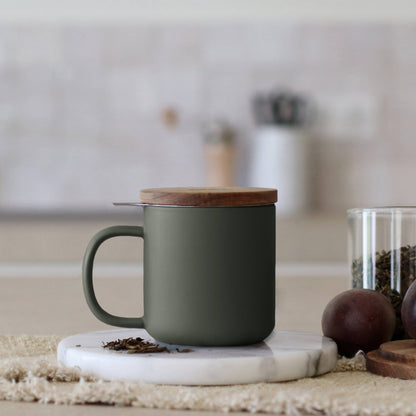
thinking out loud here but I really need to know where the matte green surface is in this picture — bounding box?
[82,225,144,328]
[82,205,275,346]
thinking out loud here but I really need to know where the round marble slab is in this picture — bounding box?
[57,329,337,385]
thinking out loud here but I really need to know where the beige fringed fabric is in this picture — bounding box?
[1,335,416,415]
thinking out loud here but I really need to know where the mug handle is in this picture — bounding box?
[82,225,144,328]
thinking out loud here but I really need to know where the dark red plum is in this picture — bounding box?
[401,280,416,339]
[322,289,396,357]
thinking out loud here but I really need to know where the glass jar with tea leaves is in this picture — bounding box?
[348,207,416,339]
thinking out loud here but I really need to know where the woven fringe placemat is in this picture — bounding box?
[1,334,416,415]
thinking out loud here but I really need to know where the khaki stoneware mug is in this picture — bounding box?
[82,187,277,346]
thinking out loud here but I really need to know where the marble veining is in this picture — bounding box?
[57,329,338,385]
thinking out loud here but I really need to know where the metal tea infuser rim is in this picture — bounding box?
[113,202,276,208]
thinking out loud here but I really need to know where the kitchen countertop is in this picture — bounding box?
[0,212,348,263]
[0,267,349,415]
[0,209,350,414]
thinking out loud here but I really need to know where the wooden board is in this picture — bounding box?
[367,340,416,379]
[140,187,278,207]
[379,339,416,364]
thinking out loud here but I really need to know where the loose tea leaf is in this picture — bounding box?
[102,337,195,354]
[352,245,416,339]
[102,337,168,354]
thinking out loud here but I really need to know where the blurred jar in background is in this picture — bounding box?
[204,120,236,187]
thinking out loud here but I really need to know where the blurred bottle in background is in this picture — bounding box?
[204,120,236,187]
[249,90,311,215]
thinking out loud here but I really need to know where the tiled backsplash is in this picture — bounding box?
[0,22,415,212]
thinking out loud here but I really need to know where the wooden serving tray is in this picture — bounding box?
[367,339,416,379]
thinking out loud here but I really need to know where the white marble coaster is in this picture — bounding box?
[57,329,337,385]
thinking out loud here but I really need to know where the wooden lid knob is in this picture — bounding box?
[140,187,277,207]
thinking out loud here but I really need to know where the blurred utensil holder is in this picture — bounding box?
[250,91,311,215]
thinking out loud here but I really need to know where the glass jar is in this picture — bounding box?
[347,207,416,339]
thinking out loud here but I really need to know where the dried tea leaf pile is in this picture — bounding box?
[102,337,193,354]
[352,245,416,339]
[103,337,168,354]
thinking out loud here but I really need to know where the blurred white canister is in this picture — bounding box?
[249,125,310,215]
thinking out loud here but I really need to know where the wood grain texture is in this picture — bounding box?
[367,340,416,379]
[140,187,278,207]
[378,340,416,364]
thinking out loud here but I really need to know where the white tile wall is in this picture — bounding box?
[0,22,415,212]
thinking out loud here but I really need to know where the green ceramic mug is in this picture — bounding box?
[82,187,277,346]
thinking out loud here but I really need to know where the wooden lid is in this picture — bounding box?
[140,187,277,207]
